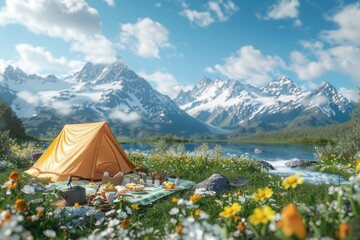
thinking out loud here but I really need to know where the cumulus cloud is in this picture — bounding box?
[180,9,214,27]
[339,87,360,102]
[263,0,301,26]
[290,43,360,85]
[138,70,191,98]
[289,3,360,85]
[208,45,284,86]
[15,43,84,75]
[207,0,239,22]
[119,18,170,58]
[109,110,141,122]
[0,0,116,63]
[180,0,238,27]
[322,2,360,45]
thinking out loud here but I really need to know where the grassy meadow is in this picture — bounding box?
[1,132,360,239]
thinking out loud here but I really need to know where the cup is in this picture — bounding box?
[154,179,160,188]
[146,179,153,186]
[105,191,118,204]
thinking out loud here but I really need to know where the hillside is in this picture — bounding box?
[227,119,359,143]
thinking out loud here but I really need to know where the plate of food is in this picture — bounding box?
[126,184,147,194]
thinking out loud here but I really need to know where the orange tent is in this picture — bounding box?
[26,122,136,182]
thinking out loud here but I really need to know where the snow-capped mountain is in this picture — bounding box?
[0,61,209,137]
[174,77,355,132]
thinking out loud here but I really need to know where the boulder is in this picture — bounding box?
[196,174,230,196]
[285,159,306,168]
[258,161,276,170]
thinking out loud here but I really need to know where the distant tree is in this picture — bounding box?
[0,99,28,139]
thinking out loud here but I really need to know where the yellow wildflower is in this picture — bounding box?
[74,202,81,208]
[14,199,28,213]
[249,206,275,226]
[252,187,273,202]
[189,194,201,203]
[356,160,360,171]
[194,209,201,216]
[219,202,241,218]
[282,173,304,189]
[277,204,306,240]
[131,204,139,210]
[171,197,179,204]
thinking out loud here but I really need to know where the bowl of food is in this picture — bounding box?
[100,182,117,197]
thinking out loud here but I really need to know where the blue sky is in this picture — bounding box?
[0,0,360,100]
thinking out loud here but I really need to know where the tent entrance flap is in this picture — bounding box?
[25,122,136,182]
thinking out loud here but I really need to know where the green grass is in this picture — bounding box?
[1,149,359,239]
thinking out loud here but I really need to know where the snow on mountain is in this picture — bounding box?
[0,61,209,137]
[174,77,355,131]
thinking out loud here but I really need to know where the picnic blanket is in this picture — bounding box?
[47,177,195,205]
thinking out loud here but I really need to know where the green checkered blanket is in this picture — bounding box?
[47,177,195,205]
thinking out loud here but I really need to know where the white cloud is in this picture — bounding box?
[289,3,360,85]
[207,0,239,22]
[51,101,73,116]
[180,9,214,27]
[322,3,360,45]
[70,34,116,64]
[339,87,360,102]
[210,45,283,86]
[264,0,301,26]
[15,43,84,75]
[0,0,116,63]
[138,70,190,98]
[204,66,216,73]
[103,0,115,7]
[109,110,140,122]
[154,3,161,8]
[266,0,300,19]
[119,18,170,58]
[290,44,360,84]
[17,91,41,105]
[180,0,238,27]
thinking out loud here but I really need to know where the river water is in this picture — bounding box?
[122,141,348,185]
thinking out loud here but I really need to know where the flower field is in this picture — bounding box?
[0,139,360,239]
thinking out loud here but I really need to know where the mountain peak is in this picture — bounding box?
[261,77,303,97]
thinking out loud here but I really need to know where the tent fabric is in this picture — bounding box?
[25,122,136,182]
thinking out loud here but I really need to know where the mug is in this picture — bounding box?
[105,192,118,204]
[154,179,160,188]
[146,179,153,186]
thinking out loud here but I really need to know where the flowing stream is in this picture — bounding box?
[122,141,348,185]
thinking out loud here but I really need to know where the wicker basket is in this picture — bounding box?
[102,175,123,186]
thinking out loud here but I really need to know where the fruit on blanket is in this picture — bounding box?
[164,182,175,189]
[101,182,117,197]
[125,183,136,189]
